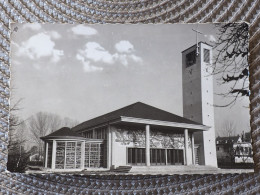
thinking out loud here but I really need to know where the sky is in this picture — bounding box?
[10,23,250,136]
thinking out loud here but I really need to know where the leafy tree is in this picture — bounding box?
[212,23,249,107]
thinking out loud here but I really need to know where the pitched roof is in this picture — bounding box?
[72,102,202,132]
[41,127,84,140]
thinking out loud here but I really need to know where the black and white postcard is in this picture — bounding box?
[8,23,252,174]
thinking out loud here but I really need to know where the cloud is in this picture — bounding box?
[115,40,134,53]
[76,40,142,72]
[79,42,116,64]
[76,53,103,72]
[17,33,64,63]
[49,31,61,39]
[83,61,103,72]
[23,23,42,31]
[116,54,143,66]
[204,34,216,42]
[130,54,142,63]
[71,25,97,36]
[52,50,64,63]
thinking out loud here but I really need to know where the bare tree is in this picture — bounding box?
[27,112,58,157]
[63,117,79,128]
[27,112,79,157]
[220,120,237,137]
[8,99,29,172]
[212,23,249,107]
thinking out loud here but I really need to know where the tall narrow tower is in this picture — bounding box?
[182,42,218,167]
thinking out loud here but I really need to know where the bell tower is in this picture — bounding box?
[182,42,218,167]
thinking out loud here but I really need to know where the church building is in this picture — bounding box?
[41,42,218,171]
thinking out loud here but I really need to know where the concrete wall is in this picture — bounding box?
[182,42,218,167]
[110,126,193,167]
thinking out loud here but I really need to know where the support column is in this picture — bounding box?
[51,140,57,170]
[184,129,190,165]
[191,133,196,165]
[64,142,67,169]
[107,125,111,169]
[165,149,167,165]
[45,142,48,168]
[145,125,150,166]
[93,129,96,139]
[111,129,116,168]
[81,141,85,169]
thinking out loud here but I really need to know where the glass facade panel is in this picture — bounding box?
[150,149,166,165]
[123,148,185,166]
[76,142,81,168]
[52,141,83,169]
[96,127,107,139]
[47,142,52,168]
[85,143,104,168]
[56,142,65,169]
[65,142,76,169]
[127,148,146,165]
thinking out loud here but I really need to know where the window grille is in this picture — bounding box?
[56,142,65,169]
[127,148,146,165]
[204,49,210,63]
[150,149,166,165]
[54,141,82,169]
[96,127,107,139]
[85,143,104,168]
[47,142,53,168]
[65,142,76,169]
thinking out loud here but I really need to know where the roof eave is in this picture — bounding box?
[73,115,210,133]
[74,117,122,133]
[41,136,85,140]
[120,116,210,131]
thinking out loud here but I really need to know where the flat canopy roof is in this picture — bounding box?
[181,41,213,53]
[73,102,209,132]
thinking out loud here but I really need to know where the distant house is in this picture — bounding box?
[233,132,253,164]
[216,132,253,167]
[216,136,241,164]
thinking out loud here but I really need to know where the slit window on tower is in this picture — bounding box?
[186,50,196,67]
[204,49,210,63]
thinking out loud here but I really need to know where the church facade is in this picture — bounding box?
[41,42,218,171]
[41,102,210,171]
